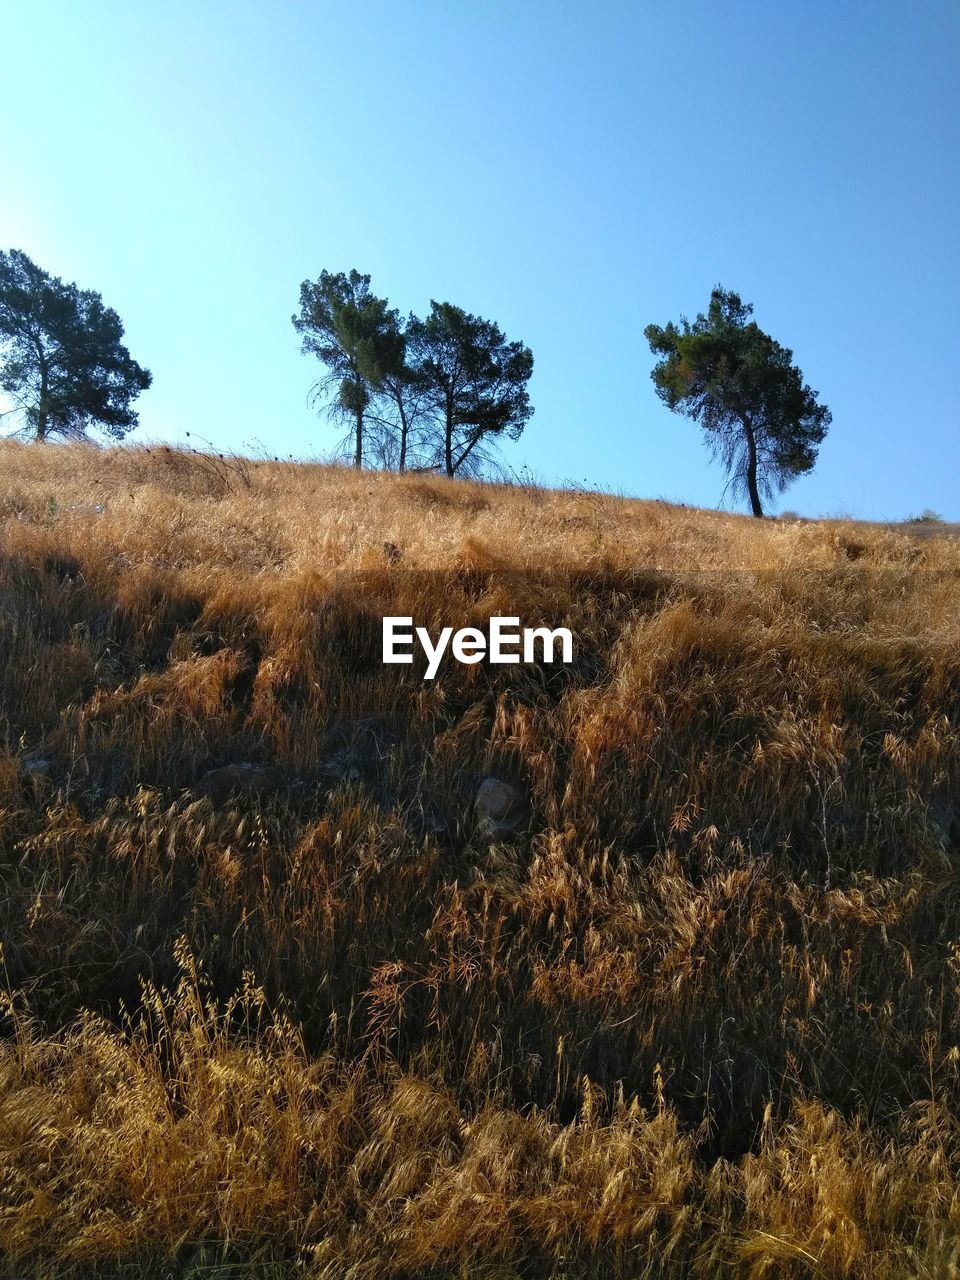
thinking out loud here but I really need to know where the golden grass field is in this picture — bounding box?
[2,438,960,1278]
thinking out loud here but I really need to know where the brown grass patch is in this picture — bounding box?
[1,439,960,1277]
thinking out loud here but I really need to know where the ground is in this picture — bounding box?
[1,439,960,1278]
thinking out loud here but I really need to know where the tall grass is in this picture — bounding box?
[2,438,960,1277]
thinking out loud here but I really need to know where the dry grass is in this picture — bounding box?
[2,438,960,1277]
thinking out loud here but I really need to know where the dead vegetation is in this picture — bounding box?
[1,438,960,1277]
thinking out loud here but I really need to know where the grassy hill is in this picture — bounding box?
[2,439,960,1278]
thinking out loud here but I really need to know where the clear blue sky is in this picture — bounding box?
[2,1,957,519]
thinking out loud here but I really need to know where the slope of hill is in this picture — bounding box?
[2,439,960,1278]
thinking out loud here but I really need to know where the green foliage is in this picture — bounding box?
[408,300,534,477]
[0,248,152,442]
[644,287,830,516]
[906,508,944,525]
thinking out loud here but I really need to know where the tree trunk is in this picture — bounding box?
[740,413,763,517]
[354,405,363,469]
[452,431,481,476]
[444,394,454,477]
[36,360,49,442]
[397,400,409,474]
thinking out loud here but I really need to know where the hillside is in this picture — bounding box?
[2,438,960,1278]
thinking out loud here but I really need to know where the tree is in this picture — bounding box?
[407,302,533,477]
[363,314,428,474]
[644,287,831,516]
[293,269,404,469]
[0,248,151,442]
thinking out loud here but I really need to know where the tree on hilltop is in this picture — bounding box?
[363,313,430,473]
[293,269,405,469]
[644,287,831,516]
[293,274,534,476]
[407,301,533,477]
[0,248,151,442]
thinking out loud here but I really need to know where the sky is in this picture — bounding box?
[1,0,957,519]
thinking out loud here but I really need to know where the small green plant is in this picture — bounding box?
[906,507,944,525]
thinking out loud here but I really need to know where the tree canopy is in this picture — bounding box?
[0,248,151,442]
[644,287,830,516]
